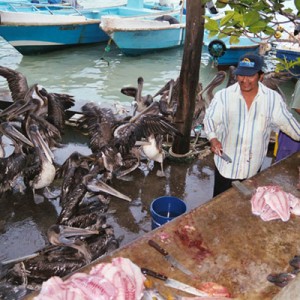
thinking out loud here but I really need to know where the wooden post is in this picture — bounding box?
[172,0,205,155]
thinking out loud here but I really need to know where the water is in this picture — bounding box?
[0,0,297,287]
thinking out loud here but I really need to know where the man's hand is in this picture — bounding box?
[210,138,223,156]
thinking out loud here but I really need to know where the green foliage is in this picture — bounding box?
[209,0,299,44]
[295,0,300,11]
[205,0,300,75]
[275,57,300,77]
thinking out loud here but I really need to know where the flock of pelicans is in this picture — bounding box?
[0,65,291,297]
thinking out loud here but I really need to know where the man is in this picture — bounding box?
[275,79,300,162]
[203,53,300,197]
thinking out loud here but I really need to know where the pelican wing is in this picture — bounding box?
[135,114,182,138]
[0,66,30,102]
[79,103,116,153]
[46,92,75,133]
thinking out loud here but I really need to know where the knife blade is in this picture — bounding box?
[148,239,193,276]
[220,151,232,163]
[141,268,209,297]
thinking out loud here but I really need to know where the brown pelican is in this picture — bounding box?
[23,124,56,192]
[153,77,179,119]
[226,65,237,87]
[47,224,99,263]
[198,70,226,107]
[56,152,131,226]
[0,122,33,193]
[121,77,153,115]
[0,66,75,147]
[114,109,182,177]
[262,71,291,102]
[78,103,125,179]
[191,71,226,144]
[4,225,120,286]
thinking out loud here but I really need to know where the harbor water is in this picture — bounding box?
[0,0,297,276]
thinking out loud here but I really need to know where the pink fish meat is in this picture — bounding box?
[250,185,300,222]
[251,186,272,215]
[264,187,290,222]
[35,257,146,300]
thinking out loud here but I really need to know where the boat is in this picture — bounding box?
[202,11,264,67]
[0,0,179,55]
[203,33,261,67]
[100,10,186,56]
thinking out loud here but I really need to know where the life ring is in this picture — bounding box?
[208,39,226,58]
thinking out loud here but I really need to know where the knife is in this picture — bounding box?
[141,268,209,297]
[220,151,232,163]
[148,240,193,276]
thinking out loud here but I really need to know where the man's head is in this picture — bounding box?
[234,53,264,93]
[234,53,264,77]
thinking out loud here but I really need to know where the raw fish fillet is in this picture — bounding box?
[250,185,300,222]
[260,204,281,221]
[264,187,290,222]
[251,186,271,215]
[35,257,146,300]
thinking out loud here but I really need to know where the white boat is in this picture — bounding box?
[100,10,186,56]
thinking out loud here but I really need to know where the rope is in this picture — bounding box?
[168,146,195,158]
[100,39,112,66]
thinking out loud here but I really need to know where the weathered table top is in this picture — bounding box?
[27,152,300,299]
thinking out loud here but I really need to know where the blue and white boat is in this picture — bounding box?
[0,0,178,55]
[100,9,185,56]
[203,34,261,67]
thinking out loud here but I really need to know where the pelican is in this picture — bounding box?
[4,225,120,286]
[114,110,182,177]
[47,224,99,263]
[262,71,291,102]
[0,122,34,193]
[0,66,75,146]
[78,103,125,179]
[191,71,226,144]
[23,124,56,192]
[121,77,153,115]
[153,77,179,119]
[198,70,226,107]
[226,65,237,87]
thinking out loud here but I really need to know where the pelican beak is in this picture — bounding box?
[85,178,132,202]
[0,122,33,147]
[47,224,99,245]
[8,99,38,120]
[55,225,98,238]
[29,124,54,162]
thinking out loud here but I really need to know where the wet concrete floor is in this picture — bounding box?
[0,126,218,264]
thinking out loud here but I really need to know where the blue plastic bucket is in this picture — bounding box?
[150,196,187,230]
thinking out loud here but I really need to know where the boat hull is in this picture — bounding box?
[0,22,107,55]
[101,14,186,56]
[111,27,185,56]
[203,44,260,66]
[203,29,261,66]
